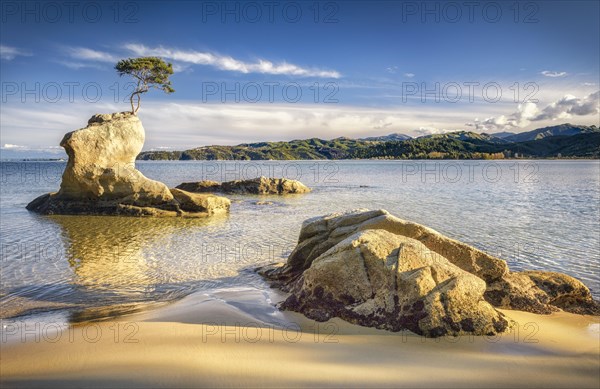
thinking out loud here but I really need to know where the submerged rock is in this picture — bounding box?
[169,188,231,215]
[260,209,599,337]
[26,112,230,217]
[176,176,311,195]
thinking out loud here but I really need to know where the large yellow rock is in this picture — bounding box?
[26,112,230,217]
[261,209,599,337]
[282,209,508,282]
[280,229,509,337]
[58,112,173,205]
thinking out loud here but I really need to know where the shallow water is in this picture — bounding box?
[1,160,599,321]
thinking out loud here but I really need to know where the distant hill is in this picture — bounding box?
[499,133,600,158]
[419,131,510,144]
[503,124,599,143]
[137,124,600,161]
[487,131,516,139]
[360,133,412,142]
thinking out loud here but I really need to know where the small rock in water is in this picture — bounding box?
[254,201,275,205]
[177,176,311,195]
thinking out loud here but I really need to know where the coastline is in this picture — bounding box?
[1,157,599,162]
[2,287,599,388]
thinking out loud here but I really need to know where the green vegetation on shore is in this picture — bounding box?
[138,124,600,160]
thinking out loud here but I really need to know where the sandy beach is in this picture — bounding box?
[2,287,599,388]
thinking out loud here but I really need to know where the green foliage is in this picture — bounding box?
[115,57,175,114]
[136,126,600,160]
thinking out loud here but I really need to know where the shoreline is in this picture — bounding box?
[2,286,599,388]
[2,158,600,162]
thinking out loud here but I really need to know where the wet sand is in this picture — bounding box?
[1,288,599,388]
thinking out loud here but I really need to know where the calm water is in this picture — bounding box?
[1,160,599,321]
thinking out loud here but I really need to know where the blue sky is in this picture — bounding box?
[1,0,599,156]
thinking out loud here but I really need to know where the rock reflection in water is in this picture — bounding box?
[55,214,226,292]
[28,214,228,321]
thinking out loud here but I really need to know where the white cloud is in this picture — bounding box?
[533,91,599,120]
[60,44,340,78]
[54,60,105,70]
[0,45,32,61]
[123,43,341,78]
[373,120,393,130]
[382,68,414,78]
[66,47,118,63]
[466,91,599,132]
[582,82,597,86]
[413,127,453,137]
[0,143,65,158]
[0,143,63,151]
[171,63,191,73]
[541,70,568,78]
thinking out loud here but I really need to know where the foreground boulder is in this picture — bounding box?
[283,229,509,336]
[26,112,230,217]
[269,209,509,283]
[177,176,311,195]
[260,209,599,337]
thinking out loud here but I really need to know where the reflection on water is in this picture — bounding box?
[1,214,232,320]
[60,215,211,294]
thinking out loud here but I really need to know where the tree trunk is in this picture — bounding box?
[130,91,144,115]
[130,79,143,115]
[134,93,142,114]
[129,93,135,115]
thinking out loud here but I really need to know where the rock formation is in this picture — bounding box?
[176,176,311,195]
[260,209,599,337]
[26,112,230,217]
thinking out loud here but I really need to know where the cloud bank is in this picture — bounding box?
[64,43,341,78]
[466,91,599,132]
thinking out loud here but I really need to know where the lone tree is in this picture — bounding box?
[115,57,175,115]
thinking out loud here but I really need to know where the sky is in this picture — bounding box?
[1,0,599,157]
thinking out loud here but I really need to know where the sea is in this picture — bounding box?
[1,160,599,326]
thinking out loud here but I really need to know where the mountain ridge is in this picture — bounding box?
[501,123,598,143]
[137,124,600,160]
[360,133,412,142]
